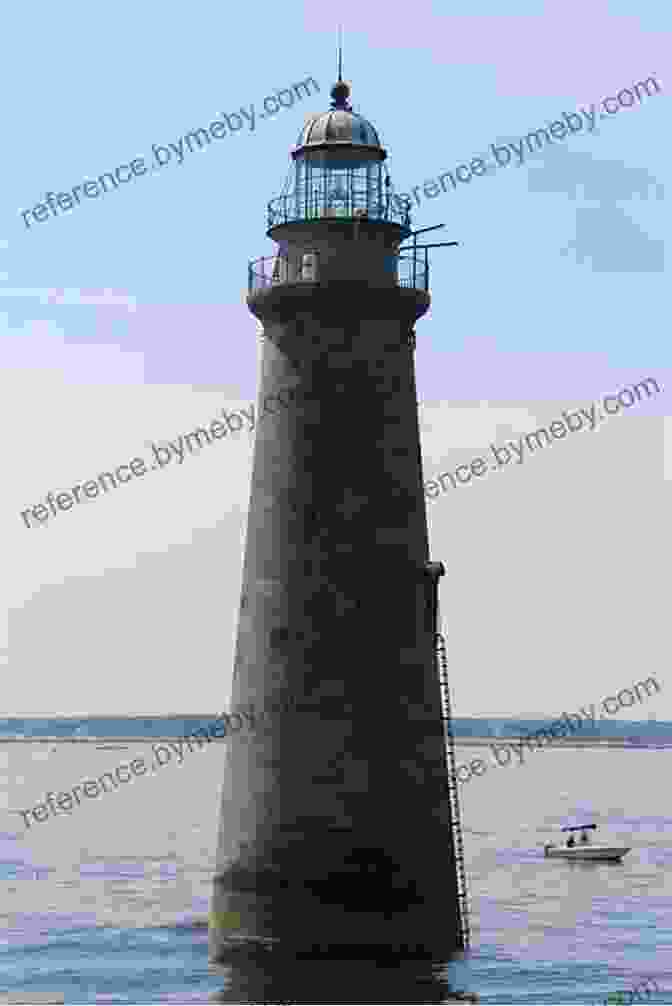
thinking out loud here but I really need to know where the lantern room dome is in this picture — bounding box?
[294,80,383,153]
[296,109,381,149]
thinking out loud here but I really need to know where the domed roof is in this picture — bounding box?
[295,80,382,151]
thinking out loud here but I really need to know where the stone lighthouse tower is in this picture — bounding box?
[210,73,468,961]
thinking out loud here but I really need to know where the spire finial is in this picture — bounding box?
[338,25,343,82]
[330,26,351,110]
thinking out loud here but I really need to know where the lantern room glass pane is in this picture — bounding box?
[292,156,385,221]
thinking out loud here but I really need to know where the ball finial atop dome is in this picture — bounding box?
[330,79,351,111]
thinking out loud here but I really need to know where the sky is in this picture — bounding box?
[1,1,669,717]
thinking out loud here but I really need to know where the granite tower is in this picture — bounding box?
[210,73,468,960]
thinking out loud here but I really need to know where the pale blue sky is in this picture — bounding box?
[1,0,669,716]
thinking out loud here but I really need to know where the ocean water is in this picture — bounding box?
[0,715,668,743]
[0,721,670,1004]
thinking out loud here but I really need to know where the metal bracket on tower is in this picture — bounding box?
[425,560,446,636]
[425,561,446,579]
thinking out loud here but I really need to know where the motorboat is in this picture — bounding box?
[543,823,630,862]
[544,844,631,862]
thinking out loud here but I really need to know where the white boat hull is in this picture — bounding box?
[544,844,630,862]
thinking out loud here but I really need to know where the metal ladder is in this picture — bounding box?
[435,622,471,949]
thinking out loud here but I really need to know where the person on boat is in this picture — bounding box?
[580,829,589,844]
[566,834,575,848]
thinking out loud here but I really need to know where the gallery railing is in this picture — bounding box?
[248,249,429,295]
[267,187,411,229]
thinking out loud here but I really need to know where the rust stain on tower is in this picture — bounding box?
[210,72,469,960]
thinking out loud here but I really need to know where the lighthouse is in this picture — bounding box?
[210,71,468,960]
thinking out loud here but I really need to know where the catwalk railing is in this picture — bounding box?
[267,186,411,229]
[248,249,429,295]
